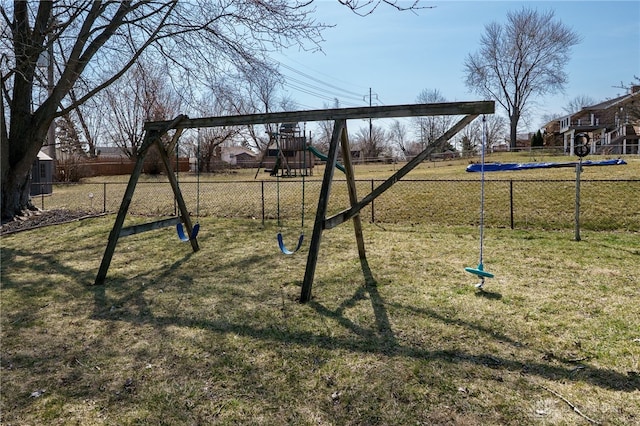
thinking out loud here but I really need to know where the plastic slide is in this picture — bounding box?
[307,146,346,173]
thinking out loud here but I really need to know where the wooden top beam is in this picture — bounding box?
[144,101,495,131]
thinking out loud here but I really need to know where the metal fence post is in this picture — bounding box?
[261,180,265,226]
[575,161,582,241]
[510,180,514,230]
[103,183,107,213]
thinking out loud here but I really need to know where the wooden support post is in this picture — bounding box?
[339,124,367,266]
[299,113,479,302]
[95,140,150,285]
[277,148,292,177]
[324,113,479,229]
[155,130,200,252]
[94,115,188,285]
[300,119,345,303]
[119,217,181,237]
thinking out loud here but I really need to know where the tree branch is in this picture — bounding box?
[540,385,601,425]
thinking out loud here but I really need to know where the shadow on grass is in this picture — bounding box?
[89,251,196,319]
[3,244,638,397]
[304,255,396,351]
[0,246,97,296]
[474,288,502,300]
[86,253,640,393]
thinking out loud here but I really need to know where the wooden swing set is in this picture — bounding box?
[94,101,495,303]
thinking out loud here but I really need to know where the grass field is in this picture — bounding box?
[2,153,639,425]
[40,153,640,232]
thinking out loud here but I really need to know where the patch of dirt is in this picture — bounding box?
[0,209,101,236]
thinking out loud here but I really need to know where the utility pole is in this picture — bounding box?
[363,88,378,150]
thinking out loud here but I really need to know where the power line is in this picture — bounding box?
[283,80,360,107]
[274,52,369,94]
[270,55,368,109]
[282,73,364,103]
[278,62,364,99]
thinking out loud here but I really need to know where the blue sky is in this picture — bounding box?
[271,1,640,132]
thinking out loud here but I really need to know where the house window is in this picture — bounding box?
[40,163,46,179]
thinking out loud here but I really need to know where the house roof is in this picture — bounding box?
[37,151,53,161]
[223,146,257,157]
[582,90,640,111]
[542,88,640,132]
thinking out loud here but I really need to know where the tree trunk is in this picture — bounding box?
[509,109,520,150]
[2,117,49,222]
[1,169,36,222]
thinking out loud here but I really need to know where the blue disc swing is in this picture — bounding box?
[465,115,494,288]
[274,125,305,255]
[176,137,200,242]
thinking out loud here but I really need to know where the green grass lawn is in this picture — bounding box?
[1,213,639,425]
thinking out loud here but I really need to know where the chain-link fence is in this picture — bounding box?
[32,178,640,232]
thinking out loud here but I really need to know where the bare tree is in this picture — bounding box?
[54,112,83,181]
[103,61,181,160]
[0,1,329,221]
[413,89,454,152]
[238,63,285,153]
[389,119,409,159]
[563,95,596,115]
[485,114,508,150]
[353,124,387,161]
[312,98,341,153]
[1,0,425,221]
[457,114,507,156]
[463,7,581,149]
[192,127,240,173]
[539,112,563,128]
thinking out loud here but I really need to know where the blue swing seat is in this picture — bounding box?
[177,222,200,242]
[277,232,304,255]
[465,263,494,278]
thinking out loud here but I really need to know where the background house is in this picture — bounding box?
[543,86,640,155]
[220,146,258,168]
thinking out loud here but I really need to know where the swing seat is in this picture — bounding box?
[465,263,494,278]
[277,232,304,255]
[177,223,200,242]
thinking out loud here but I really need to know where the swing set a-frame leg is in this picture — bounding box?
[95,139,149,285]
[339,122,368,274]
[94,115,195,285]
[300,119,368,302]
[156,130,199,252]
[299,114,480,302]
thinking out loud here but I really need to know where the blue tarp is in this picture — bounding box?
[466,159,627,172]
